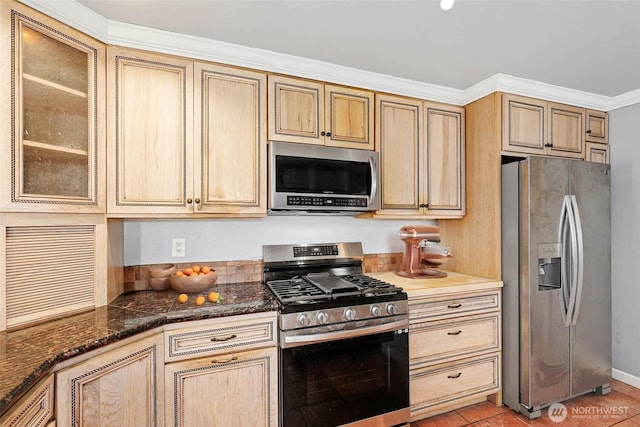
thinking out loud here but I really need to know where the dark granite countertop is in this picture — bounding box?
[0,281,279,417]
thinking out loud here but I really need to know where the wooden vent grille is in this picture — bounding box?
[6,225,96,328]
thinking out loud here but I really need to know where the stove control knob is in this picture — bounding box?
[344,308,357,321]
[370,304,382,317]
[386,303,398,315]
[316,311,329,324]
[297,314,311,327]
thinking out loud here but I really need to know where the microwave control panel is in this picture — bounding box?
[287,196,367,207]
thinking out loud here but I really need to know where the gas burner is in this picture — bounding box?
[263,242,407,317]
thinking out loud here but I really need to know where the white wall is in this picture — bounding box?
[124,216,435,265]
[610,103,640,386]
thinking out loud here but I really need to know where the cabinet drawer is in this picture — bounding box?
[410,314,499,366]
[409,290,500,322]
[410,354,499,415]
[1,374,54,427]
[165,312,277,362]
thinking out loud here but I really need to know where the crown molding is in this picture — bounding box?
[17,0,640,111]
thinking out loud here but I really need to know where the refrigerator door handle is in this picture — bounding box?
[558,195,578,328]
[570,195,585,326]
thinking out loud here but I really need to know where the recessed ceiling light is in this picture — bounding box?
[440,0,455,11]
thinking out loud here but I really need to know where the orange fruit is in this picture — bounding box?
[202,266,211,274]
[193,265,201,273]
[176,271,184,277]
[184,268,193,276]
[208,291,220,303]
[177,293,188,303]
[195,295,205,306]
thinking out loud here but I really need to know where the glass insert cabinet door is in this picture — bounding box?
[4,4,105,211]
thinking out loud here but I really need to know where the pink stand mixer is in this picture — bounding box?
[396,225,453,279]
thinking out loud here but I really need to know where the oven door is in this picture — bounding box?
[279,326,409,427]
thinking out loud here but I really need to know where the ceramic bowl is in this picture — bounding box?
[169,270,218,293]
[148,263,176,278]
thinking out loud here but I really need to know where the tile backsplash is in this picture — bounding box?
[124,253,403,292]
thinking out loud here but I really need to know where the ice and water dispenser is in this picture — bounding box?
[538,243,562,290]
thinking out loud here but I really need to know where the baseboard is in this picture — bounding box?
[612,368,640,389]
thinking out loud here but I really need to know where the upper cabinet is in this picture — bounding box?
[107,47,194,216]
[1,1,105,213]
[502,93,585,159]
[107,47,267,217]
[584,109,609,164]
[373,94,465,219]
[194,63,267,216]
[546,102,585,159]
[585,109,608,144]
[268,75,374,150]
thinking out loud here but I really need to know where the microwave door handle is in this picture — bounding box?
[368,155,378,205]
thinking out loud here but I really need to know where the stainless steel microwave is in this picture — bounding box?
[268,141,380,214]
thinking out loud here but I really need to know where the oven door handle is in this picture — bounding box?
[282,319,409,348]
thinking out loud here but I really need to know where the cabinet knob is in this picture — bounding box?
[187,198,193,204]
[194,198,201,204]
[326,132,331,137]
[586,129,592,134]
[419,203,429,208]
[544,143,554,148]
[320,131,326,136]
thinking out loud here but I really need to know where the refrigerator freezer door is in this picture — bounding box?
[520,156,572,408]
[569,160,611,396]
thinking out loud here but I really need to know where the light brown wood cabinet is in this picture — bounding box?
[0,213,110,331]
[585,109,609,164]
[194,63,267,215]
[502,93,586,159]
[164,312,278,427]
[0,374,54,427]
[0,0,105,213]
[107,47,193,216]
[585,109,609,144]
[56,332,165,427]
[268,75,374,150]
[107,48,267,217]
[408,288,502,421]
[373,94,465,219]
[586,142,610,164]
[440,92,610,280]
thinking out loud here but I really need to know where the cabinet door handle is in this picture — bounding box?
[211,356,238,364]
[447,372,462,379]
[326,132,331,137]
[194,198,201,204]
[447,330,462,336]
[419,203,429,208]
[211,334,237,342]
[320,131,326,136]
[586,129,592,134]
[187,198,193,204]
[447,303,462,309]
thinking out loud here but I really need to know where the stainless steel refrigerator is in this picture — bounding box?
[502,156,611,419]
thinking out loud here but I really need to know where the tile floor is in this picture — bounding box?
[412,380,640,426]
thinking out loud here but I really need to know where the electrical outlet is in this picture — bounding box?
[172,238,186,257]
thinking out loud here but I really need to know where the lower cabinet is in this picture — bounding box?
[163,311,278,427]
[0,374,54,427]
[164,347,277,427]
[408,287,502,421]
[56,333,165,427]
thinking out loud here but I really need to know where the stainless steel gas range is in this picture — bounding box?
[263,242,410,427]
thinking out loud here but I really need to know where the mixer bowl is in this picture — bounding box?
[420,242,453,266]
